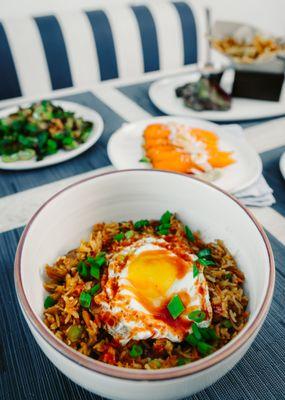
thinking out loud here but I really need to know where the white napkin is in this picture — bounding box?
[223,124,275,207]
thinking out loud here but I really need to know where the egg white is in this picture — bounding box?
[95,237,212,344]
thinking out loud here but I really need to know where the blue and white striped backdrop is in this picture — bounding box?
[0,0,206,101]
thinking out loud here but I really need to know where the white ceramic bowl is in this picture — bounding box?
[14,170,275,400]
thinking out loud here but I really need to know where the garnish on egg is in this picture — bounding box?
[188,310,206,323]
[167,294,185,319]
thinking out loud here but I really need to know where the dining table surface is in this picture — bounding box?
[0,65,285,400]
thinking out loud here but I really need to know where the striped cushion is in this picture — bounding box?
[0,1,206,101]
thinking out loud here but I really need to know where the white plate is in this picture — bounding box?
[279,151,285,180]
[149,72,285,122]
[107,116,262,194]
[0,100,104,170]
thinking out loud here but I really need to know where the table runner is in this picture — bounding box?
[0,85,285,400]
[119,80,285,130]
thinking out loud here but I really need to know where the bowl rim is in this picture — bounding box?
[14,169,275,381]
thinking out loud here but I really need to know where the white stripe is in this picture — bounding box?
[104,5,144,78]
[94,87,150,121]
[0,166,113,234]
[2,18,51,96]
[56,11,100,87]
[148,2,183,70]
[245,117,285,153]
[249,207,285,245]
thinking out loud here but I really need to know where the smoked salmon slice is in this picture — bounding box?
[143,123,235,174]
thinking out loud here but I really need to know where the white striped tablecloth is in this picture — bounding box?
[0,71,285,400]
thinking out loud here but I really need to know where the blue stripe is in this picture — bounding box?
[85,10,118,81]
[173,1,197,64]
[34,15,73,90]
[0,22,21,100]
[119,81,163,116]
[131,5,160,72]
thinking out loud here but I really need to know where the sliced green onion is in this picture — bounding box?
[208,328,219,340]
[160,210,172,225]
[95,252,106,266]
[125,230,134,239]
[67,325,83,342]
[114,233,124,241]
[199,327,218,340]
[90,264,100,280]
[185,225,194,242]
[177,358,187,366]
[87,252,106,268]
[79,291,92,308]
[222,319,233,329]
[89,283,100,296]
[158,223,171,230]
[197,248,211,258]
[167,294,185,319]
[134,219,150,230]
[77,261,89,279]
[130,344,143,358]
[157,227,169,236]
[185,333,199,346]
[44,295,56,309]
[192,323,202,340]
[156,211,172,236]
[139,156,150,163]
[197,341,214,356]
[193,262,199,278]
[198,258,215,266]
[225,273,232,280]
[188,310,206,323]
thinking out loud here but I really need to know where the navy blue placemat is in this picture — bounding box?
[261,146,285,217]
[118,80,284,128]
[0,227,284,400]
[0,91,125,198]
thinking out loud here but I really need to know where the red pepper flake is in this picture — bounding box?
[101,346,116,365]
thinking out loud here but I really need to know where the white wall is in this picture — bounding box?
[0,0,284,36]
[202,0,285,36]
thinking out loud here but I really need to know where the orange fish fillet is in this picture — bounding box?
[143,123,235,174]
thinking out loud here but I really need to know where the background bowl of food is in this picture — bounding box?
[14,169,275,400]
[211,21,285,101]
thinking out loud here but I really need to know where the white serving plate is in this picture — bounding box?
[107,116,262,194]
[279,151,285,180]
[0,100,104,170]
[149,71,285,122]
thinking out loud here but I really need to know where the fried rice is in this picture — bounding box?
[43,213,249,369]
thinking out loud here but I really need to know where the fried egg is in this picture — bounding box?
[95,237,212,345]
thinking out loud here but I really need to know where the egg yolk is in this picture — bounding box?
[127,249,188,307]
